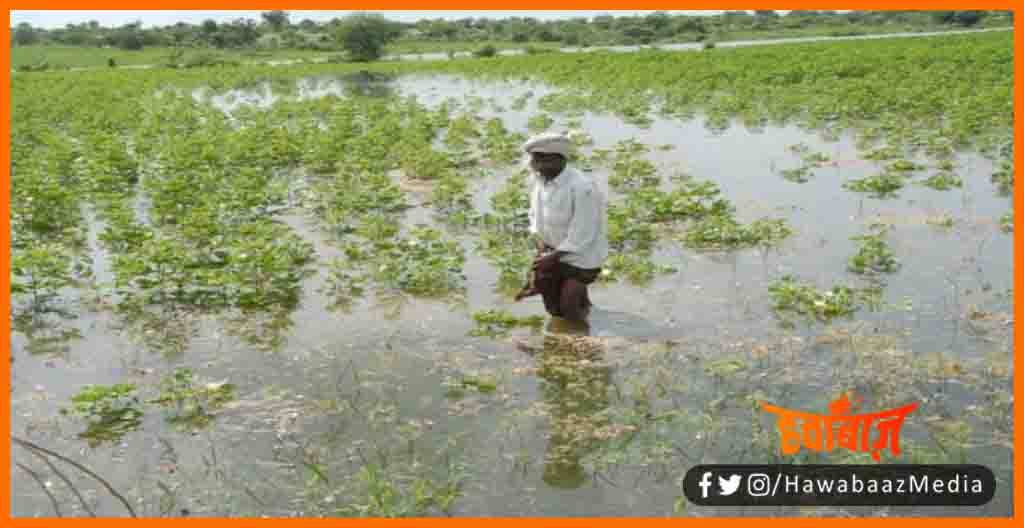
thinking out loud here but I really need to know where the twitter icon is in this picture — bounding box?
[718,474,742,496]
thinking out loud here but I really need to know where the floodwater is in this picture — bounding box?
[11,72,1014,517]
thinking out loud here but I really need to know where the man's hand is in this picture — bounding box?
[533,236,547,254]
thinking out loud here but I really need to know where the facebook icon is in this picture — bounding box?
[699,471,714,498]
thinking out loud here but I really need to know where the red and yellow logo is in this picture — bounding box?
[761,393,918,462]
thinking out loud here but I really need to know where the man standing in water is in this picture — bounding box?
[515,132,609,323]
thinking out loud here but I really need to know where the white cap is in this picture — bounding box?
[522,131,573,157]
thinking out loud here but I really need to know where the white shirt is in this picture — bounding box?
[528,166,609,270]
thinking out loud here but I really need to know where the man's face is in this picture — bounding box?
[530,152,566,178]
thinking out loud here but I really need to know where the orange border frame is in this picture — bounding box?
[0,3,1019,525]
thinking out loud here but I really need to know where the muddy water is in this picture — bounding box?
[11,74,1013,517]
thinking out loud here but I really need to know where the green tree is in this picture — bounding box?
[334,13,401,62]
[262,10,290,31]
[113,28,143,50]
[14,22,38,46]
[201,19,218,37]
[953,11,985,26]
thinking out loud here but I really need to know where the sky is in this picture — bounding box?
[11,10,731,29]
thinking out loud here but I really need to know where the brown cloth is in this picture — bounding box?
[514,246,601,317]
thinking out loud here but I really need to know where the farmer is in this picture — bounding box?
[515,132,608,323]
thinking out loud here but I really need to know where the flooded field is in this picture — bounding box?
[10,32,1014,518]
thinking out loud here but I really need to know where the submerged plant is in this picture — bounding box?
[999,211,1013,233]
[888,159,924,172]
[399,146,455,181]
[843,171,905,198]
[337,459,467,517]
[681,215,792,250]
[10,243,77,313]
[780,166,812,184]
[63,384,143,447]
[610,158,660,190]
[527,113,554,133]
[481,118,525,165]
[469,309,545,338]
[991,159,1014,197]
[599,253,675,285]
[768,276,860,323]
[430,173,474,216]
[481,171,530,233]
[475,230,532,296]
[802,151,831,165]
[926,213,955,228]
[861,146,900,161]
[921,172,963,191]
[848,227,901,275]
[373,227,466,297]
[149,368,236,430]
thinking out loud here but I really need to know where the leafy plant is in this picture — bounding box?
[599,253,675,285]
[861,146,900,160]
[848,228,901,274]
[768,276,860,323]
[921,171,963,190]
[399,144,454,181]
[527,113,554,133]
[682,215,792,250]
[63,384,143,447]
[888,159,924,172]
[610,158,659,190]
[991,159,1013,196]
[999,211,1013,233]
[843,171,905,198]
[11,242,78,314]
[469,309,545,338]
[148,368,236,430]
[780,166,812,184]
[475,231,532,296]
[373,227,466,297]
[481,118,525,165]
[481,171,530,233]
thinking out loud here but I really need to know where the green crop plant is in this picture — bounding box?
[469,310,545,338]
[848,228,901,275]
[62,384,143,447]
[768,276,860,323]
[11,244,77,314]
[682,215,792,250]
[922,171,963,191]
[372,227,466,297]
[148,368,236,430]
[844,171,905,198]
[991,159,1013,197]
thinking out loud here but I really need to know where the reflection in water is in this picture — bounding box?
[11,311,82,358]
[112,305,200,358]
[534,318,613,489]
[223,307,296,352]
[337,71,396,99]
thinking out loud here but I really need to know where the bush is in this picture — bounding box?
[474,44,498,58]
[113,31,144,51]
[334,13,401,62]
[524,45,555,55]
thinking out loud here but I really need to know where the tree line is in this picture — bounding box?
[12,10,1013,61]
